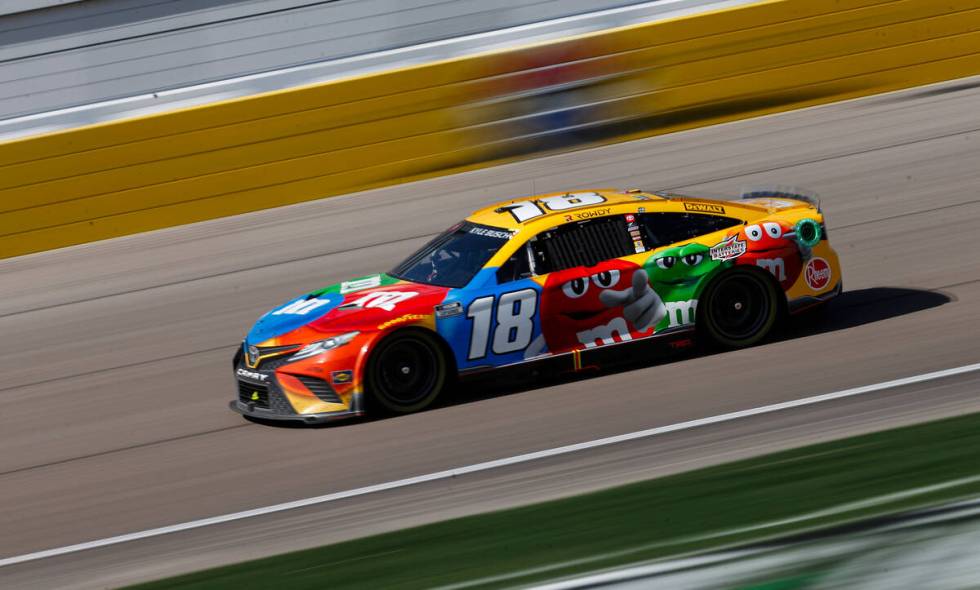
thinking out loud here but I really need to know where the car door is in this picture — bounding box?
[528,214,664,356]
[435,239,545,372]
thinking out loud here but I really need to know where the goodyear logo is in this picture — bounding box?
[331,370,353,384]
[683,202,725,214]
[377,314,427,330]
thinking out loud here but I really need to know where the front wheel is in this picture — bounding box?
[366,330,449,414]
[698,268,781,349]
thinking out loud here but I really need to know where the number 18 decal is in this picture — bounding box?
[466,289,537,360]
[497,193,606,223]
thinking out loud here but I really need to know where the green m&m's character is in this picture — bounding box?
[644,243,724,329]
[645,243,722,299]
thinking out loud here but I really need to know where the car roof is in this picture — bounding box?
[465,188,794,233]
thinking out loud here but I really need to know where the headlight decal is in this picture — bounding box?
[288,331,360,361]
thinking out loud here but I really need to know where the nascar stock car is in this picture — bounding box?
[231,188,841,424]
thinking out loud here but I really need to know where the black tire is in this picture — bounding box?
[698,267,782,349]
[366,329,449,414]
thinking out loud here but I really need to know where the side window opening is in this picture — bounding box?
[496,245,532,283]
[529,216,634,275]
[639,213,742,249]
[389,221,511,288]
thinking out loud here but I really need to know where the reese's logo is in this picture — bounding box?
[683,202,726,214]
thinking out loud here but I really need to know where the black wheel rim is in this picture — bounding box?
[375,337,439,406]
[708,274,771,341]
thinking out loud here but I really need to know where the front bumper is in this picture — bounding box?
[228,399,362,424]
[231,343,364,425]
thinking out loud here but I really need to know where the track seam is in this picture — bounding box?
[0,344,231,394]
[833,198,980,230]
[0,232,434,320]
[662,125,980,191]
[3,127,977,320]
[0,424,250,479]
[2,362,979,568]
[6,276,976,394]
[1,277,975,480]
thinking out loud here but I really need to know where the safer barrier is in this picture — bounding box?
[2,0,979,259]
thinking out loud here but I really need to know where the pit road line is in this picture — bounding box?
[2,361,978,569]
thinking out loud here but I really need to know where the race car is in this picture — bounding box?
[231,188,841,424]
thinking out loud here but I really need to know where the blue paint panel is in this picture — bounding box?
[245,293,344,345]
[436,268,543,371]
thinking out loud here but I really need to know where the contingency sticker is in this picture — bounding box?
[683,202,726,214]
[804,257,832,290]
[340,275,383,294]
[710,235,747,261]
[331,370,353,384]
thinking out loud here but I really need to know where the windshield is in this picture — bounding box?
[390,222,512,288]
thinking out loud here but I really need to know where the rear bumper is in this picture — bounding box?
[788,280,842,314]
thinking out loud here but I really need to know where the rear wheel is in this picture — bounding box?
[366,330,448,414]
[698,268,781,349]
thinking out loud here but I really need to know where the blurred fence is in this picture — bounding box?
[0,0,83,16]
[2,0,979,259]
[0,0,743,140]
[0,0,656,121]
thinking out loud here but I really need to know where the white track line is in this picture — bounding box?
[2,361,979,569]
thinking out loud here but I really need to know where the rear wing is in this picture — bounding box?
[739,185,820,211]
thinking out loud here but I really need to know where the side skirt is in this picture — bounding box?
[459,326,697,384]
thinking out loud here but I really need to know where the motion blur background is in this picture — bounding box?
[1,0,979,588]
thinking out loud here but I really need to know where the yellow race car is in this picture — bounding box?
[232,188,841,423]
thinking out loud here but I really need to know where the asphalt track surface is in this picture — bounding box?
[2,75,980,589]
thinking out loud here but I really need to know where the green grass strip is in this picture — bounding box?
[131,411,980,590]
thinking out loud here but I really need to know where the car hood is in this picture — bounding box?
[245,273,449,346]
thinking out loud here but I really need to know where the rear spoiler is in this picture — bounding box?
[739,185,820,212]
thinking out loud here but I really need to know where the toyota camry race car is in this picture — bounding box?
[232,188,841,424]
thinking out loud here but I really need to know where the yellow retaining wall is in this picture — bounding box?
[2,0,979,258]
